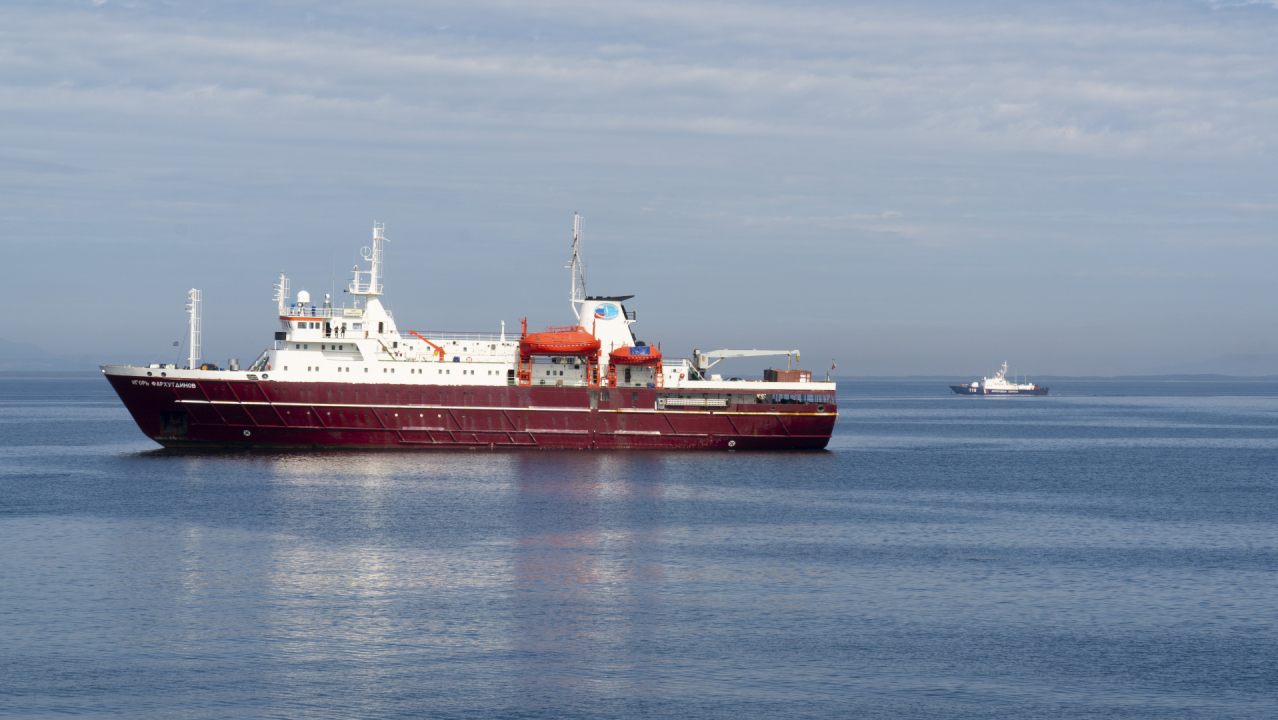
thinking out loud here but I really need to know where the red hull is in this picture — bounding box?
[104,373,836,451]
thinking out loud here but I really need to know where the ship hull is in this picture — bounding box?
[105,371,835,451]
[949,385,1049,395]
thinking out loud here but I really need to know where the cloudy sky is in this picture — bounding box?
[3,0,1276,375]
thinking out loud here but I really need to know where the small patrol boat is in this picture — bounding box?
[950,362,1048,395]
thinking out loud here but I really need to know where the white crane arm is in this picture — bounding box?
[693,348,800,371]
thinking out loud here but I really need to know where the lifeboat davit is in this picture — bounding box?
[520,326,601,356]
[609,345,662,365]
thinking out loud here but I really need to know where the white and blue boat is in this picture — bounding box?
[950,362,1048,395]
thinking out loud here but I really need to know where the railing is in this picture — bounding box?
[412,331,507,343]
[531,378,592,387]
[280,306,364,319]
[662,357,691,368]
[663,398,728,407]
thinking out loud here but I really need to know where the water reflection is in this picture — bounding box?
[512,454,667,706]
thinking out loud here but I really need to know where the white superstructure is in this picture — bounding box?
[231,222,827,396]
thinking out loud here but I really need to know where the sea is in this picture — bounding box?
[2,375,1276,719]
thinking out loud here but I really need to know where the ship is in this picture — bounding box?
[949,362,1048,395]
[101,218,837,450]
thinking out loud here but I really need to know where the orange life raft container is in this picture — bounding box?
[520,325,602,356]
[608,345,662,365]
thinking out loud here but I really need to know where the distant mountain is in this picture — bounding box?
[0,337,83,371]
[0,337,156,371]
[1147,354,1278,377]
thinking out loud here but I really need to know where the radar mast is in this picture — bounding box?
[186,288,202,369]
[273,272,290,313]
[349,222,389,300]
[567,213,586,320]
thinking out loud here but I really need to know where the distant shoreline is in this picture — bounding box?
[831,375,1278,382]
[7,370,1278,383]
[0,370,107,379]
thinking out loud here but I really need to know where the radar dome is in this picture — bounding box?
[297,290,311,304]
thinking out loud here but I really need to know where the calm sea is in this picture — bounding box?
[2,376,1277,719]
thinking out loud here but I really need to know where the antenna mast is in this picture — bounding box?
[349,222,389,297]
[186,288,202,369]
[274,272,290,313]
[567,213,586,319]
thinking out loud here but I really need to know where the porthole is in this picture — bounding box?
[146,371,153,377]
[818,405,825,412]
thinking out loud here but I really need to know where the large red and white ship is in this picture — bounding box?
[102,219,837,450]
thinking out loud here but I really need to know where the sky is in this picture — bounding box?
[2,0,1276,376]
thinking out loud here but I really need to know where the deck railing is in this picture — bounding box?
[281,306,366,319]
[413,331,507,343]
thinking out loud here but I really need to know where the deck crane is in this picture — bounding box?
[693,348,801,373]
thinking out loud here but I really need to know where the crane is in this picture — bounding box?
[693,348,801,373]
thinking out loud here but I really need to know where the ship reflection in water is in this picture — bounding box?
[511,454,666,706]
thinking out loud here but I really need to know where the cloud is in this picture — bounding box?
[2,1,1275,158]
[2,0,1277,373]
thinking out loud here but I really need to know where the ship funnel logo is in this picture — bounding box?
[594,304,619,320]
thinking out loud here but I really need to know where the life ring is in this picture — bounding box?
[466,357,472,363]
[679,373,685,379]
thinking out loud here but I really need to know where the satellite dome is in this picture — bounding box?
[297,290,311,304]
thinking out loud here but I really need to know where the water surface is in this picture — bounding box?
[2,377,1276,718]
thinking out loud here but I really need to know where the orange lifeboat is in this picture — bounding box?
[608,345,662,365]
[520,325,601,356]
